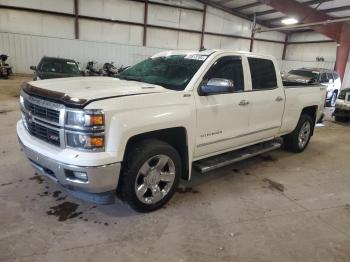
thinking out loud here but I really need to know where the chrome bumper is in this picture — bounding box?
[19,138,121,203]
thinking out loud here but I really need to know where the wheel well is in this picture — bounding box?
[334,89,338,95]
[301,106,317,135]
[124,127,189,180]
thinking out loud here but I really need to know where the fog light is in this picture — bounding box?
[73,171,88,182]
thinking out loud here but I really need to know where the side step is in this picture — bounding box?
[193,140,281,173]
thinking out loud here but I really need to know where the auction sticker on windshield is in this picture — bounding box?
[184,54,207,61]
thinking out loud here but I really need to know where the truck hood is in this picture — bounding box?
[22,77,169,108]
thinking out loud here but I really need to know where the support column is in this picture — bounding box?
[249,32,254,52]
[282,34,289,60]
[143,0,149,46]
[335,43,350,80]
[200,4,207,50]
[249,14,256,52]
[74,0,79,39]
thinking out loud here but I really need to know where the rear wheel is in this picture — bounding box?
[119,139,181,212]
[284,114,313,153]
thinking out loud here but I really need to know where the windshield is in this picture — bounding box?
[40,60,80,74]
[289,69,319,79]
[118,54,207,90]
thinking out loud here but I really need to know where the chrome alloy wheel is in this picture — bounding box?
[298,121,311,149]
[135,154,176,204]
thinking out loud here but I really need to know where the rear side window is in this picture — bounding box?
[326,72,333,81]
[333,72,340,80]
[248,58,277,90]
[205,56,244,91]
[320,73,328,83]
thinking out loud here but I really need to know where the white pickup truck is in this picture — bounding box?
[17,50,326,212]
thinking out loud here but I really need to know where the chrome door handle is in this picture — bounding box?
[239,100,250,106]
[275,96,283,102]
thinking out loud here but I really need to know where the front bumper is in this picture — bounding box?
[17,121,121,204]
[333,100,350,117]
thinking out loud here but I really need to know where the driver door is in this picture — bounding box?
[194,55,251,159]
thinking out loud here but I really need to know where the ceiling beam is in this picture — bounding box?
[217,0,235,4]
[264,5,350,24]
[255,0,349,43]
[196,0,275,28]
[233,2,263,11]
[249,0,332,17]
[321,4,350,13]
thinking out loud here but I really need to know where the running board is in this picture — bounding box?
[193,141,281,174]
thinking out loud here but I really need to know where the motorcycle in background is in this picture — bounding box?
[85,61,102,76]
[0,54,12,79]
[102,62,119,77]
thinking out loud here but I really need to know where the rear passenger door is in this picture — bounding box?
[246,57,284,140]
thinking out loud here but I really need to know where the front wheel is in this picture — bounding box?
[284,114,313,153]
[119,139,181,212]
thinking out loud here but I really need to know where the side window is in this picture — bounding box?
[333,72,339,80]
[205,56,244,91]
[327,72,333,82]
[320,73,328,83]
[248,58,277,90]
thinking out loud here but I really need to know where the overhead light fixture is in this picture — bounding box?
[281,18,298,25]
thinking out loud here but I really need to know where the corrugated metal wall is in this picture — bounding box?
[0,32,166,73]
[0,0,289,74]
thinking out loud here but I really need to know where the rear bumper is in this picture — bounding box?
[17,120,121,204]
[333,108,350,117]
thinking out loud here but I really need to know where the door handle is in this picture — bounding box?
[239,100,250,106]
[275,96,283,102]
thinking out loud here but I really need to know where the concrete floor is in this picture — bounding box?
[1,76,350,262]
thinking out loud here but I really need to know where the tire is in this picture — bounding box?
[284,114,313,153]
[335,116,347,122]
[119,139,181,212]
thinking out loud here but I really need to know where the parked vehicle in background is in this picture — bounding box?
[85,61,102,76]
[30,57,82,80]
[282,67,341,107]
[0,54,12,79]
[17,50,326,212]
[333,88,350,122]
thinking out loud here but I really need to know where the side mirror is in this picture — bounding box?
[329,79,334,84]
[30,65,37,71]
[199,78,234,96]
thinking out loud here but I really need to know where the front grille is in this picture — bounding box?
[24,99,60,123]
[26,120,61,146]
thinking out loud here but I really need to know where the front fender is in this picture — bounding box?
[107,104,195,161]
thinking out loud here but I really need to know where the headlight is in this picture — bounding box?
[65,109,105,151]
[66,109,104,129]
[66,132,104,150]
